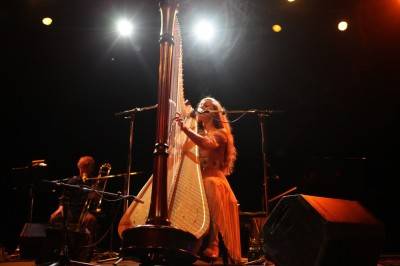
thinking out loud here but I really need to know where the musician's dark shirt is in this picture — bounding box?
[59,176,93,224]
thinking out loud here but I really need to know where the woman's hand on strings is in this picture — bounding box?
[174,113,191,134]
[174,113,185,129]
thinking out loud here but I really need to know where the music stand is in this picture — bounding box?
[11,160,48,223]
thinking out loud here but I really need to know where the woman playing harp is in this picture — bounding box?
[175,97,242,263]
[117,2,240,261]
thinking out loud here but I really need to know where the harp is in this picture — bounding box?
[118,1,209,264]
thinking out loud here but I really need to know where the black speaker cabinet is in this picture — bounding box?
[263,194,385,266]
[19,223,91,263]
[19,223,52,262]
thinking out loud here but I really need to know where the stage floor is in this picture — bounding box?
[2,255,400,266]
[97,255,400,266]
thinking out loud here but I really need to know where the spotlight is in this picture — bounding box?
[194,20,215,42]
[272,24,282,32]
[338,21,348,31]
[42,17,53,26]
[116,18,134,37]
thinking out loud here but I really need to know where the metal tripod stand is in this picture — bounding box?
[227,108,283,265]
[97,104,157,265]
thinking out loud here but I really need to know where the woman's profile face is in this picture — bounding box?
[197,99,215,123]
[198,99,213,112]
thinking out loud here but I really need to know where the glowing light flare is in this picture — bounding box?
[288,0,295,2]
[116,18,134,37]
[272,24,282,32]
[338,21,349,31]
[42,17,53,26]
[194,20,216,42]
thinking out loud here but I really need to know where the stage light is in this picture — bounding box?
[42,17,52,26]
[116,18,134,37]
[338,21,348,31]
[194,20,215,42]
[288,0,295,2]
[272,24,282,32]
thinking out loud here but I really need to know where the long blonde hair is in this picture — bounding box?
[197,97,237,176]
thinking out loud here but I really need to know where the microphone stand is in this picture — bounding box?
[101,104,156,265]
[226,108,282,264]
[86,173,141,260]
[226,109,282,217]
[258,111,270,217]
[44,180,143,204]
[114,104,157,212]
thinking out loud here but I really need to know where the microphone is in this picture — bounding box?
[48,177,71,183]
[115,104,158,117]
[82,173,88,183]
[56,178,70,182]
[193,109,226,115]
[53,175,80,183]
[189,109,197,118]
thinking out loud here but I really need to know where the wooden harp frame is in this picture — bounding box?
[119,1,201,264]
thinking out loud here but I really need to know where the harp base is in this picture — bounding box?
[121,224,200,265]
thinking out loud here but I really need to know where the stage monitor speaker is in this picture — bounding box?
[263,194,385,266]
[19,223,54,263]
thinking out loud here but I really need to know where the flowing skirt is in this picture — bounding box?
[203,175,242,263]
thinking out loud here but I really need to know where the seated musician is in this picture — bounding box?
[175,97,242,263]
[49,155,98,260]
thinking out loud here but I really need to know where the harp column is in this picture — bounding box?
[120,1,199,264]
[146,0,178,226]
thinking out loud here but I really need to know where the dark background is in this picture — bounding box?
[1,0,399,254]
